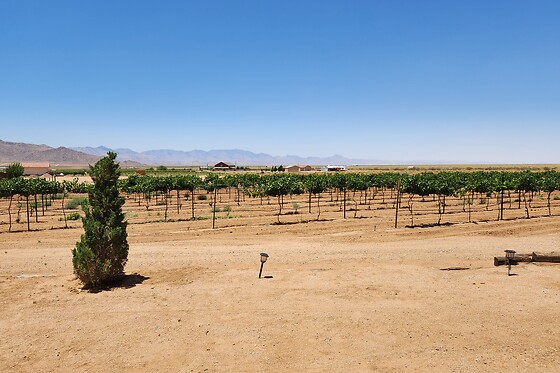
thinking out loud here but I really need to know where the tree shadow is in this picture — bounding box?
[117,273,150,288]
[87,273,150,293]
[271,218,334,226]
[405,222,454,228]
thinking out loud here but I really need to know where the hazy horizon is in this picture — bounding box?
[1,1,559,163]
[4,138,559,166]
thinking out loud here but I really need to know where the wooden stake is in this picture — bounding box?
[394,180,401,228]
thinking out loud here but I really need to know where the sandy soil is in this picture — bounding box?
[1,212,559,372]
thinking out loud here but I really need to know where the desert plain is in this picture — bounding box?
[1,189,559,372]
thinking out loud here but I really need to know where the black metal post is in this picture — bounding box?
[504,249,515,276]
[259,262,264,278]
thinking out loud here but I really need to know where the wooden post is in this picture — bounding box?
[26,195,30,231]
[394,180,401,228]
[191,190,195,220]
[343,188,347,219]
[500,189,504,220]
[34,194,39,223]
[212,187,217,229]
[8,195,13,232]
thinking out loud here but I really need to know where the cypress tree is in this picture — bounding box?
[72,152,129,288]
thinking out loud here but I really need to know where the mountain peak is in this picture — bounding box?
[0,140,101,165]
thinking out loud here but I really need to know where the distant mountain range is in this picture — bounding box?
[0,139,378,166]
[72,146,380,166]
[71,145,377,166]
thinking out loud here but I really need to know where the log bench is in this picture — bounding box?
[493,252,560,266]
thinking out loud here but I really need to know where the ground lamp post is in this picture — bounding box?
[259,253,269,279]
[504,249,516,276]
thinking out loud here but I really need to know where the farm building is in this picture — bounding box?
[22,162,51,176]
[285,165,314,173]
[214,162,237,171]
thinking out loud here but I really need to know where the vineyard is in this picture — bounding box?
[2,170,560,234]
[0,171,560,232]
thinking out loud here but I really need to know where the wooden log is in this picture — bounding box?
[493,253,533,267]
[532,252,560,263]
[494,257,519,266]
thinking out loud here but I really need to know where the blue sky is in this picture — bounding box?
[1,1,559,163]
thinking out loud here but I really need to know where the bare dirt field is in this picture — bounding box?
[1,204,559,372]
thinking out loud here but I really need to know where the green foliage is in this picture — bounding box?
[291,202,300,213]
[62,212,81,221]
[210,205,232,214]
[304,174,327,195]
[5,163,24,178]
[65,196,88,210]
[72,152,129,289]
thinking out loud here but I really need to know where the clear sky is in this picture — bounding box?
[1,0,559,163]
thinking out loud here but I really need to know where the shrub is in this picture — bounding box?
[197,193,207,200]
[66,196,88,210]
[72,152,129,289]
[62,212,81,221]
[291,202,300,213]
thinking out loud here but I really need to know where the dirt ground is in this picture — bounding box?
[1,212,559,372]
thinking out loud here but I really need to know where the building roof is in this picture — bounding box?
[215,162,228,167]
[22,162,51,168]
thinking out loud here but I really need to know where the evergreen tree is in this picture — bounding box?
[72,152,129,288]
